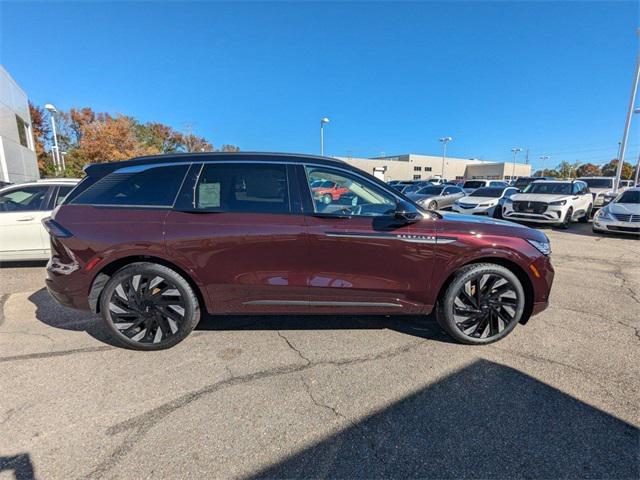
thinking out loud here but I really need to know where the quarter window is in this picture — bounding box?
[54,185,75,206]
[193,163,290,214]
[0,186,49,212]
[305,166,396,217]
[71,164,189,207]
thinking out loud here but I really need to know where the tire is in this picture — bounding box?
[322,193,332,205]
[579,204,592,223]
[99,262,200,350]
[436,263,525,345]
[558,207,573,229]
[427,200,437,210]
[492,205,503,219]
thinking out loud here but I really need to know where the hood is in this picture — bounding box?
[607,202,640,215]
[439,212,548,242]
[457,196,499,206]
[510,193,569,203]
[589,187,615,195]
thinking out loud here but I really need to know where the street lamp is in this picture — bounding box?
[510,147,523,180]
[45,104,62,173]
[634,107,640,186]
[320,117,329,156]
[539,155,550,176]
[439,136,452,179]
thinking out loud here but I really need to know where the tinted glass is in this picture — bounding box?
[523,182,572,195]
[416,186,444,195]
[194,163,290,214]
[582,178,613,189]
[443,186,461,194]
[71,164,189,207]
[616,190,640,204]
[469,187,505,198]
[0,186,49,212]
[463,181,486,189]
[54,185,75,206]
[305,167,395,217]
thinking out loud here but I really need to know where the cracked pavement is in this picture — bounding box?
[0,223,638,479]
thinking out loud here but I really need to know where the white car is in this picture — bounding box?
[0,179,79,261]
[592,187,640,235]
[578,177,631,209]
[503,180,592,229]
[461,179,509,194]
[452,186,519,218]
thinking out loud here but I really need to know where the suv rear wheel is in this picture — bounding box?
[99,262,200,350]
[436,264,525,345]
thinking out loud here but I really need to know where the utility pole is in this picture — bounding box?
[439,137,452,179]
[510,147,523,180]
[539,156,550,176]
[320,117,329,156]
[614,28,640,193]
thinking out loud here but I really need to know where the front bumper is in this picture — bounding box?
[452,204,494,215]
[592,218,640,234]
[503,208,565,224]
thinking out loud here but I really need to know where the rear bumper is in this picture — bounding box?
[45,258,92,311]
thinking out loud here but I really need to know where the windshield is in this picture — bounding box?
[582,178,613,189]
[469,187,504,198]
[616,190,640,204]
[463,181,486,189]
[523,182,572,195]
[416,186,444,195]
[514,177,536,188]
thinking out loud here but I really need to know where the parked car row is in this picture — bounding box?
[387,175,639,235]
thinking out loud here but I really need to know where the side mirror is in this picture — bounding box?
[394,200,421,224]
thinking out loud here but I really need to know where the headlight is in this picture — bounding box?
[527,239,551,256]
[549,200,566,206]
[595,208,614,221]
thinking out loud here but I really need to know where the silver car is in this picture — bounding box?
[407,185,466,210]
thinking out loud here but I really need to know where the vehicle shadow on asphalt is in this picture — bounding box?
[28,288,456,346]
[28,288,120,347]
[0,453,36,480]
[251,359,639,479]
[197,313,457,342]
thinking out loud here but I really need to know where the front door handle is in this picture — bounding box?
[17,216,35,222]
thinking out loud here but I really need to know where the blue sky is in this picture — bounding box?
[1,1,638,172]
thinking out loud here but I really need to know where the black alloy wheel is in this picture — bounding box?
[437,264,525,345]
[559,207,573,229]
[100,263,200,350]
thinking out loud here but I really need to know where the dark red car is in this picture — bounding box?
[45,153,554,350]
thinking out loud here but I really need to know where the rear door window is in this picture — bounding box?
[70,164,189,207]
[0,185,50,212]
[193,163,291,214]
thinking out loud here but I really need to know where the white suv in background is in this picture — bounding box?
[503,180,592,229]
[0,179,79,261]
[577,177,620,209]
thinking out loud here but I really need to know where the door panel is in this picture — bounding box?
[0,185,51,258]
[299,165,435,314]
[165,162,309,313]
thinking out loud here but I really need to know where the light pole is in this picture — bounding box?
[439,136,452,179]
[634,108,640,186]
[510,147,523,180]
[539,155,550,176]
[614,29,640,193]
[45,104,61,173]
[320,117,329,156]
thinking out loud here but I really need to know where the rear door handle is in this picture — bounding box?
[17,216,35,222]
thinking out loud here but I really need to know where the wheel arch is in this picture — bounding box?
[434,256,535,325]
[88,255,209,315]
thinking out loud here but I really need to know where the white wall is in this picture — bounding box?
[0,65,39,183]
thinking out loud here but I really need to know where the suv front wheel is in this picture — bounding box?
[99,262,201,350]
[436,263,525,345]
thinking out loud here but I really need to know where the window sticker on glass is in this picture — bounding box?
[199,182,221,208]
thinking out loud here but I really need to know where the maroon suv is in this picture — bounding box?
[45,153,554,350]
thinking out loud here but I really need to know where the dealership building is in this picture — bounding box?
[335,153,532,182]
[0,65,39,184]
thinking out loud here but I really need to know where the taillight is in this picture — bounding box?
[42,218,73,238]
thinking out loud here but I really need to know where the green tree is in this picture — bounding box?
[601,159,634,179]
[556,161,573,179]
[575,163,600,177]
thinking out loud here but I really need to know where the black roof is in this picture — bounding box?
[84,152,347,176]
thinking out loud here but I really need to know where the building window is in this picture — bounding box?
[15,115,29,148]
[413,174,421,180]
[425,166,432,172]
[455,176,464,180]
[413,166,422,171]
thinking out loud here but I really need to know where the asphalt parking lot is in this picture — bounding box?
[1,223,638,479]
